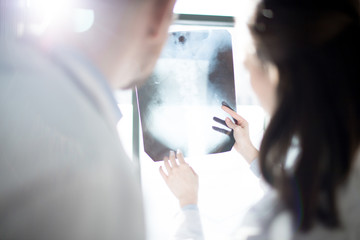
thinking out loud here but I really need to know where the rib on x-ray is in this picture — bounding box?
[137,30,236,162]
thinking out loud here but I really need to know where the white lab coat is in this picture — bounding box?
[0,39,145,240]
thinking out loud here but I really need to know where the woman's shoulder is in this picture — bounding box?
[233,190,293,240]
[337,151,360,233]
[294,151,360,240]
[236,151,360,240]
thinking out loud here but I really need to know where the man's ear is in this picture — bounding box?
[147,0,176,39]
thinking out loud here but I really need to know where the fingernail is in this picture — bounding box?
[177,149,182,154]
[170,151,175,157]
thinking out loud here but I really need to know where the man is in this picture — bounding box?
[0,0,175,239]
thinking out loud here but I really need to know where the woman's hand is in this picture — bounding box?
[159,150,199,207]
[222,105,259,164]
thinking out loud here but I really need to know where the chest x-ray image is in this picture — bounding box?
[137,29,236,162]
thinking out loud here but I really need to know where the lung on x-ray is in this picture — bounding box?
[136,30,236,162]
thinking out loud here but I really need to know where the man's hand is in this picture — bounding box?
[159,150,199,207]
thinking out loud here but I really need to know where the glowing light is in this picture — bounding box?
[73,9,94,33]
[26,0,94,34]
[27,0,72,31]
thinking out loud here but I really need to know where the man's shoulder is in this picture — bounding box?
[1,40,99,120]
[0,39,123,163]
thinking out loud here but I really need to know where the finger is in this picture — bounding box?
[212,126,232,135]
[221,105,247,127]
[176,149,186,164]
[221,101,235,111]
[159,166,168,181]
[225,117,238,130]
[169,151,178,167]
[221,105,244,121]
[163,156,172,173]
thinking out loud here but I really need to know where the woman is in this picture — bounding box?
[160,0,360,239]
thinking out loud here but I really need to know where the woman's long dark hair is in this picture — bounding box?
[249,0,360,231]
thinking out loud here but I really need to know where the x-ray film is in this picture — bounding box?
[137,30,236,162]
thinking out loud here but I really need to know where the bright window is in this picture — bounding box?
[174,0,241,16]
